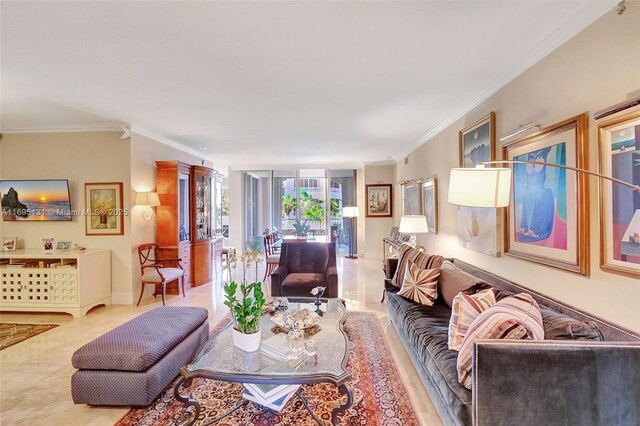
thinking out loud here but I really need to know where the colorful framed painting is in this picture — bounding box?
[422,178,438,233]
[84,182,125,236]
[457,112,500,256]
[365,184,393,218]
[402,181,422,215]
[598,110,640,278]
[503,113,589,275]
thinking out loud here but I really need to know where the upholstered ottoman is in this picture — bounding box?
[71,306,209,406]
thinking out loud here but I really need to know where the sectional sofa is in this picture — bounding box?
[384,247,640,426]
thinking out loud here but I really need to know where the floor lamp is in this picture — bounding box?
[343,206,360,259]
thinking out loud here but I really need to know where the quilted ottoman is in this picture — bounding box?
[71,306,209,406]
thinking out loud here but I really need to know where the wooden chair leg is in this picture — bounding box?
[181,276,185,298]
[161,281,166,306]
[136,283,146,306]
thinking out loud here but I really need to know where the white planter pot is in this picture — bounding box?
[232,328,261,352]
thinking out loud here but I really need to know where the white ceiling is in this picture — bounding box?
[1,1,616,168]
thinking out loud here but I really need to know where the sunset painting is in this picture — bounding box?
[0,180,72,221]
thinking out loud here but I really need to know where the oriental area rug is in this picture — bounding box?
[0,323,59,350]
[117,311,420,425]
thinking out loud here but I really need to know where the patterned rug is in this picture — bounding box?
[116,311,420,425]
[0,323,59,350]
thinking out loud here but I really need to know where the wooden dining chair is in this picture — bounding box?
[137,243,185,306]
[263,235,280,281]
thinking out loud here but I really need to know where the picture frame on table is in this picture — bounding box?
[402,181,422,215]
[365,184,393,218]
[503,113,589,275]
[422,178,438,234]
[56,240,72,251]
[84,182,125,236]
[2,237,17,252]
[42,237,55,253]
[598,110,640,279]
[457,112,500,257]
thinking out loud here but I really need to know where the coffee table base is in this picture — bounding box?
[174,376,353,426]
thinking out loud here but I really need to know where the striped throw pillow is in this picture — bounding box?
[391,245,444,288]
[398,261,440,306]
[456,293,544,389]
[448,288,497,351]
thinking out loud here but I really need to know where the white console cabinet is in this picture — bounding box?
[0,249,111,317]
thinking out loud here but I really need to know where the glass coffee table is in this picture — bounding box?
[174,298,352,426]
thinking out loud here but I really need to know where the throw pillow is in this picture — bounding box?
[541,307,604,341]
[391,245,444,288]
[397,261,440,306]
[448,288,497,351]
[456,293,544,389]
[438,261,489,307]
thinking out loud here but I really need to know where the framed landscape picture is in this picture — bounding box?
[84,182,124,236]
[402,181,422,215]
[365,184,392,218]
[457,112,500,256]
[422,178,438,233]
[598,110,640,278]
[503,113,589,275]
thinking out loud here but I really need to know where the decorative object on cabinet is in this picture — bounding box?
[42,237,54,253]
[137,243,185,306]
[598,110,640,278]
[135,191,160,220]
[422,178,438,234]
[502,113,589,275]
[365,184,392,217]
[402,181,422,215]
[458,112,500,257]
[0,249,111,317]
[2,237,17,252]
[84,182,124,235]
[56,241,72,251]
[399,215,428,247]
[343,206,359,259]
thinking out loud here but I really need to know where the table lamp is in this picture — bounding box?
[399,215,428,247]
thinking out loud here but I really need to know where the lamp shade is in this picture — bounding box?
[399,215,428,234]
[448,167,512,208]
[343,206,360,218]
[135,191,161,206]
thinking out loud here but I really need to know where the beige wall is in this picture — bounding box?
[396,6,640,331]
[363,164,395,259]
[0,132,133,302]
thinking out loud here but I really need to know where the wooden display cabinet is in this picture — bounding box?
[191,166,214,286]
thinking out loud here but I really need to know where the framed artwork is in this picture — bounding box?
[402,181,422,215]
[56,240,72,251]
[422,178,438,233]
[42,237,54,253]
[84,182,124,236]
[365,184,393,218]
[598,110,640,278]
[503,113,589,275]
[457,112,500,256]
[2,237,17,251]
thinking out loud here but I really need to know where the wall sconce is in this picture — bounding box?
[135,192,160,220]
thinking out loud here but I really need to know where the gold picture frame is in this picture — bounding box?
[422,178,438,233]
[84,182,125,236]
[503,113,589,275]
[402,181,422,215]
[598,110,640,278]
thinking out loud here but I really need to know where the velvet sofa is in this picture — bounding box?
[384,251,640,426]
[271,242,338,298]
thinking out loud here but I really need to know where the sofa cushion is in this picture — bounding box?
[387,292,473,419]
[398,261,440,306]
[71,306,208,372]
[457,293,544,389]
[142,267,183,283]
[541,307,604,341]
[448,288,497,351]
[282,273,326,294]
[391,245,444,288]
[439,261,489,307]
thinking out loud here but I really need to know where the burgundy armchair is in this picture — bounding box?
[270,242,338,298]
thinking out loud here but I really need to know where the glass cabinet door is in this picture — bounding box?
[178,172,190,242]
[214,176,223,235]
[195,174,212,240]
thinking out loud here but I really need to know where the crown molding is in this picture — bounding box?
[229,161,365,171]
[130,125,214,160]
[0,124,121,134]
[395,0,618,161]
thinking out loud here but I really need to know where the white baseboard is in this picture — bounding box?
[111,292,133,305]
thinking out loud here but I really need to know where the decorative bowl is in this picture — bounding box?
[270,309,322,331]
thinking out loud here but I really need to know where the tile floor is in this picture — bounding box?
[0,257,443,426]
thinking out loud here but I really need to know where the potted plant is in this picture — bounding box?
[223,248,265,352]
[292,219,311,237]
